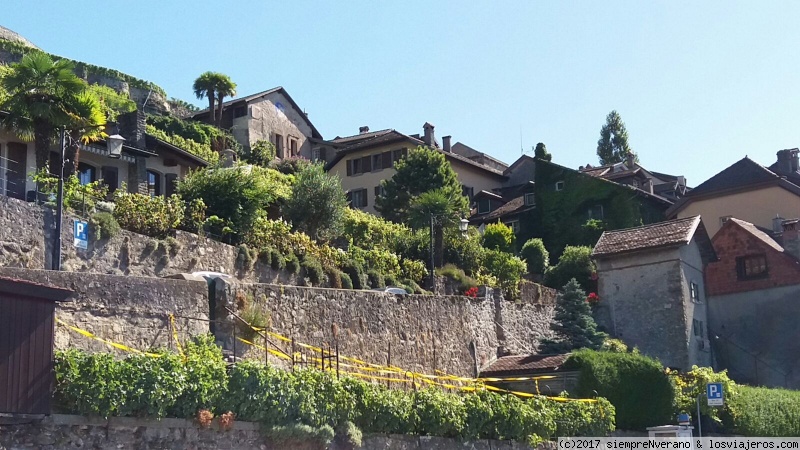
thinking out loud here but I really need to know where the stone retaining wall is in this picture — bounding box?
[0,415,543,450]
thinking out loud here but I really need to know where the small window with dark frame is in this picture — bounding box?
[78,162,96,186]
[588,204,604,220]
[690,282,701,303]
[693,319,704,337]
[478,199,491,214]
[524,193,536,206]
[147,170,162,197]
[350,189,367,208]
[289,138,298,156]
[372,154,383,171]
[233,106,248,118]
[555,180,565,191]
[736,254,768,280]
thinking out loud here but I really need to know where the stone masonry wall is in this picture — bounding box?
[0,267,208,352]
[0,415,542,450]
[218,281,556,377]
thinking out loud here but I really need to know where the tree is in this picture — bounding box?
[539,279,607,353]
[242,140,276,167]
[375,146,469,223]
[212,75,236,130]
[482,222,514,253]
[284,162,348,242]
[543,245,596,292]
[520,238,549,275]
[193,72,219,126]
[533,142,552,161]
[0,52,97,173]
[408,188,466,268]
[63,91,107,178]
[596,110,635,165]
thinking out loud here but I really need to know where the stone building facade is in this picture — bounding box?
[592,216,716,370]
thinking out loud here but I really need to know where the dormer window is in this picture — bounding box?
[478,199,491,214]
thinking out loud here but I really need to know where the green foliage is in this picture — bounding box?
[270,249,286,270]
[239,304,271,342]
[601,338,629,353]
[413,387,467,438]
[178,165,292,243]
[265,423,335,450]
[483,249,527,299]
[342,208,412,254]
[544,246,595,292]
[366,269,385,288]
[272,156,312,175]
[31,171,108,214]
[565,349,674,430]
[400,259,428,284]
[113,192,184,238]
[90,212,120,240]
[340,271,354,289]
[147,114,238,158]
[533,142,552,162]
[442,228,486,275]
[597,110,635,166]
[669,366,736,427]
[53,335,226,418]
[376,146,469,223]
[180,198,207,233]
[342,260,367,290]
[436,264,478,292]
[726,385,800,436]
[242,139,276,167]
[285,162,348,242]
[302,257,325,285]
[285,253,301,274]
[335,421,363,450]
[482,222,515,252]
[86,84,136,121]
[146,124,220,164]
[539,279,606,353]
[520,238,549,275]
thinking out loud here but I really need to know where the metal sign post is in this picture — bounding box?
[73,220,88,250]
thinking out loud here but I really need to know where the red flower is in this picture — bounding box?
[464,287,479,298]
[587,292,600,304]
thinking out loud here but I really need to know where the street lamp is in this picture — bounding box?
[52,131,126,270]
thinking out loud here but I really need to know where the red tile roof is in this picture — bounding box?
[480,353,571,377]
[592,216,701,257]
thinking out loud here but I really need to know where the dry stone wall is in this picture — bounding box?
[0,415,544,450]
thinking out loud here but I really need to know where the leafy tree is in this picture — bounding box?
[544,245,595,292]
[596,110,635,165]
[539,279,607,353]
[86,84,136,121]
[193,71,236,130]
[482,222,515,253]
[375,146,469,223]
[483,249,527,299]
[0,52,105,175]
[520,238,549,275]
[63,91,107,177]
[284,162,347,242]
[408,188,467,268]
[243,139,276,167]
[533,142,552,161]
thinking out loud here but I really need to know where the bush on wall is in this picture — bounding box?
[113,192,184,238]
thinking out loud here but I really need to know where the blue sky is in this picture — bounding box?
[4,1,800,186]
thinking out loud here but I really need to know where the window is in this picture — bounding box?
[478,199,491,214]
[374,185,385,199]
[524,193,536,207]
[348,189,368,208]
[351,158,362,175]
[736,254,768,280]
[555,181,565,191]
[462,185,474,199]
[347,156,373,176]
[289,138,298,156]
[693,319,705,338]
[274,134,284,158]
[690,282,701,303]
[233,106,248,118]
[147,170,162,197]
[506,220,520,233]
[372,154,383,171]
[588,204,604,220]
[392,148,407,165]
[101,166,119,194]
[77,163,96,186]
[720,216,732,227]
[632,179,639,188]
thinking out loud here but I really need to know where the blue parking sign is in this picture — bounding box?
[74,220,88,250]
[707,382,723,406]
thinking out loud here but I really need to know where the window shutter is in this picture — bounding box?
[346,159,352,176]
[374,186,380,198]
[362,156,372,172]
[362,189,368,207]
[382,151,392,169]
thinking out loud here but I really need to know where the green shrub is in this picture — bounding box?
[258,248,273,265]
[270,249,286,270]
[146,125,220,164]
[726,385,800,436]
[236,244,257,270]
[334,421,363,450]
[342,208,413,254]
[265,423,335,450]
[342,260,366,290]
[327,268,343,289]
[366,270,384,289]
[284,162,347,242]
[436,264,478,293]
[180,198,207,233]
[520,238,549,275]
[384,274,398,287]
[242,140,276,167]
[400,259,427,284]
[285,253,301,274]
[340,272,354,290]
[544,246,595,292]
[482,222,515,253]
[90,212,120,240]
[113,192,184,238]
[413,387,467,438]
[564,349,673,430]
[483,249,527,299]
[271,156,312,175]
[302,257,325,285]
[670,366,736,427]
[238,304,271,342]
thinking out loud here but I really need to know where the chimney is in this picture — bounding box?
[773,215,785,233]
[776,149,799,174]
[626,153,635,169]
[423,122,435,147]
[443,135,452,152]
[644,179,654,194]
[782,219,800,260]
[117,109,147,149]
[359,126,370,134]
[221,149,238,168]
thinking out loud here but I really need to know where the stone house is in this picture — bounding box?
[323,123,507,215]
[0,110,208,201]
[579,154,689,202]
[191,87,323,159]
[667,151,800,237]
[592,216,717,370]
[705,217,800,388]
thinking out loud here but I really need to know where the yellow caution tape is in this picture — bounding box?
[236,337,293,360]
[56,318,161,358]
[169,314,184,357]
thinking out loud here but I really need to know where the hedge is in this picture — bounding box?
[564,349,674,430]
[725,385,800,436]
[54,339,615,442]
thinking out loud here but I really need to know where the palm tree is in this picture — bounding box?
[408,188,466,268]
[193,71,218,126]
[213,75,236,129]
[64,91,107,177]
[0,52,86,172]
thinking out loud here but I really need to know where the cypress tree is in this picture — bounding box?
[596,110,635,165]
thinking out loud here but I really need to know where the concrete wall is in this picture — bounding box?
[680,237,712,368]
[676,185,800,236]
[0,415,541,450]
[595,246,695,370]
[0,267,209,353]
[708,284,800,388]
[217,281,555,377]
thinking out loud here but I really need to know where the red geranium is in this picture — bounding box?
[587,292,600,304]
[464,287,479,298]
